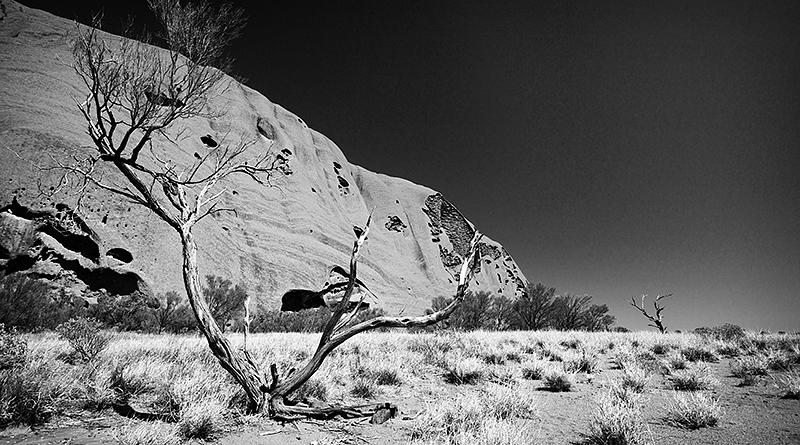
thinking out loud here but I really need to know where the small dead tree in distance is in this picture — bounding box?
[630,294,672,334]
[62,2,486,419]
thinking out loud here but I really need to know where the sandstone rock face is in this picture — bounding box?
[0,1,526,315]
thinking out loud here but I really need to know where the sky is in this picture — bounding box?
[22,0,800,332]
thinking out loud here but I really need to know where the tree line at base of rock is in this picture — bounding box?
[0,273,386,333]
[0,273,620,333]
[426,282,618,332]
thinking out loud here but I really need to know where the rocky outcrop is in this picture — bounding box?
[0,1,527,315]
[0,198,151,299]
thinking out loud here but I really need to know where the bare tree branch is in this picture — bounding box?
[630,293,672,334]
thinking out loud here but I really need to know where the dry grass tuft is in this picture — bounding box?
[521,361,549,380]
[542,368,575,392]
[410,384,535,445]
[778,372,800,399]
[114,421,179,445]
[670,363,718,391]
[583,383,649,445]
[564,348,600,374]
[443,356,485,385]
[664,391,722,429]
[620,363,650,393]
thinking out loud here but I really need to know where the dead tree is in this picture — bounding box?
[630,294,672,333]
[65,14,274,412]
[266,222,482,419]
[62,9,486,418]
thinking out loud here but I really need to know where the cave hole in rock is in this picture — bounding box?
[337,176,349,188]
[200,134,218,147]
[281,148,292,156]
[106,248,133,263]
[333,161,342,170]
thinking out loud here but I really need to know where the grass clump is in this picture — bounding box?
[583,385,649,445]
[664,392,722,429]
[564,349,600,374]
[0,358,76,426]
[680,346,718,363]
[177,400,224,440]
[410,386,534,445]
[662,351,688,374]
[541,344,564,362]
[542,369,575,392]
[778,372,800,399]
[482,383,538,420]
[522,361,548,380]
[291,377,328,401]
[764,349,792,371]
[649,342,672,355]
[115,421,179,445]
[670,364,718,391]
[729,355,768,386]
[350,378,378,399]
[620,363,650,393]
[443,356,484,385]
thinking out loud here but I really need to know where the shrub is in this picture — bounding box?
[694,324,746,341]
[56,317,110,362]
[0,324,27,370]
[0,274,72,331]
[443,356,484,385]
[665,392,722,429]
[584,386,648,445]
[88,289,155,332]
[542,369,575,392]
[670,364,718,391]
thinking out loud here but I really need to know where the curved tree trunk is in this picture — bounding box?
[180,229,267,413]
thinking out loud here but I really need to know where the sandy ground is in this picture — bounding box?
[2,354,798,445]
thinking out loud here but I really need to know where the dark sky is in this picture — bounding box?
[23,0,800,331]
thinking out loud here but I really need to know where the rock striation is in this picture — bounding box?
[0,0,526,315]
